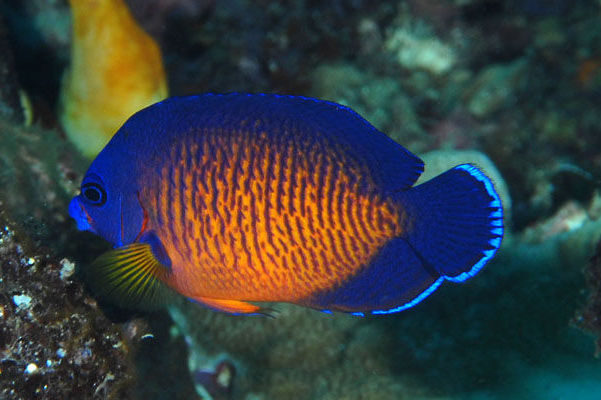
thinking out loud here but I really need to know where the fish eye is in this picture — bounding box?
[81,182,107,206]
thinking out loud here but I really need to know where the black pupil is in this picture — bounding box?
[82,183,104,204]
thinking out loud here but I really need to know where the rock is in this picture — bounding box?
[384,21,456,76]
[0,115,87,252]
[0,207,134,400]
[464,59,528,119]
[0,13,27,124]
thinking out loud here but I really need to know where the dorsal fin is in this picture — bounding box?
[128,93,425,189]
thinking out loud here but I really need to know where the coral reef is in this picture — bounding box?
[58,0,168,158]
[0,207,134,399]
[169,301,450,400]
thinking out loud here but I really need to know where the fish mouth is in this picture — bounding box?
[68,197,95,233]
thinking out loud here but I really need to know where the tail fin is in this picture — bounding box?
[397,164,503,282]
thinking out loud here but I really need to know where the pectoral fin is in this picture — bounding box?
[87,242,177,310]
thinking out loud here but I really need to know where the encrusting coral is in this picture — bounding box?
[59,0,168,158]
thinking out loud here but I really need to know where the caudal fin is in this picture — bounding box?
[398,164,504,282]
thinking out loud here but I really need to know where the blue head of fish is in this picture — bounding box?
[69,127,145,248]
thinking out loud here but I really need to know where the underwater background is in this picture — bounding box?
[1,0,601,399]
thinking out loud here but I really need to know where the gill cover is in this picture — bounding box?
[72,146,145,247]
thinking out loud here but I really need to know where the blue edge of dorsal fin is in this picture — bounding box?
[149,92,425,190]
[306,164,503,316]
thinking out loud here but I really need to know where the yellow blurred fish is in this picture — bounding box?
[59,0,168,158]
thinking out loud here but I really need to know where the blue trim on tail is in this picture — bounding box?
[371,277,444,314]
[444,164,504,283]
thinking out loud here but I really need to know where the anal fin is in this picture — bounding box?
[300,238,441,315]
[191,296,267,316]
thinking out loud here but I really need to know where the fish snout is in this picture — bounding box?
[69,196,94,232]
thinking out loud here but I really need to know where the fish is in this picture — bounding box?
[59,0,168,158]
[68,93,503,315]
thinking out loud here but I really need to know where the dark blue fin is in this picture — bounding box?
[141,93,425,189]
[301,238,444,315]
[397,164,504,282]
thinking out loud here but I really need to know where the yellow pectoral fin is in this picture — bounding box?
[87,242,177,310]
[191,296,273,316]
